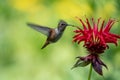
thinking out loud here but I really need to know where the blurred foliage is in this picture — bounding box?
[0,0,120,80]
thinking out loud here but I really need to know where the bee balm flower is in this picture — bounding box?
[72,17,120,75]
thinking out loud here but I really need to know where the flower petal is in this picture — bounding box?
[92,59,103,75]
[72,57,90,69]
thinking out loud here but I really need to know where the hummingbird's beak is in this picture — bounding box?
[67,24,80,29]
[67,24,76,27]
[68,24,78,27]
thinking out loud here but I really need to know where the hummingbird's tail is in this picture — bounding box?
[41,41,50,49]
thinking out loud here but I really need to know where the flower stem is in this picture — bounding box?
[88,64,92,80]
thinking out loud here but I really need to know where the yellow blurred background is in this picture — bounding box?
[0,0,120,80]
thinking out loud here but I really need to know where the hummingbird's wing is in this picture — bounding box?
[27,23,51,36]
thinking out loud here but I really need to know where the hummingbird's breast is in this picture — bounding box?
[51,28,63,42]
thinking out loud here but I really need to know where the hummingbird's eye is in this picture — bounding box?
[61,23,65,26]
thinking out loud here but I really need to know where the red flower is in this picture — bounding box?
[72,17,120,75]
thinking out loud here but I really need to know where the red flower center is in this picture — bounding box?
[73,17,120,54]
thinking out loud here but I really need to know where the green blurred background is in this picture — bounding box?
[0,0,120,80]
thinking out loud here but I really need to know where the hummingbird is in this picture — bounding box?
[27,20,74,49]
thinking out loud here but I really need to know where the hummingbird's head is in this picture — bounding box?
[58,20,77,32]
[58,20,68,32]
